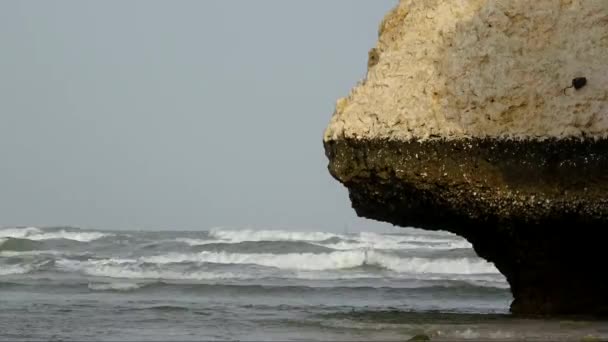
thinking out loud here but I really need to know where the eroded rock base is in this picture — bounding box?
[325,138,608,315]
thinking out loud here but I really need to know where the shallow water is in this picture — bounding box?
[0,226,606,341]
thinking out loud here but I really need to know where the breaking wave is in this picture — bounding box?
[88,282,145,292]
[180,229,471,251]
[55,249,498,278]
[56,259,242,280]
[0,264,33,276]
[186,229,339,244]
[0,238,44,252]
[0,227,508,297]
[141,250,497,274]
[0,227,109,242]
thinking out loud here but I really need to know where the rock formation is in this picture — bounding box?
[324,0,608,315]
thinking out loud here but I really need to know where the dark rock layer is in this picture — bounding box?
[325,137,608,315]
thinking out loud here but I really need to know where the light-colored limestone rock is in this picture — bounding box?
[324,0,608,142]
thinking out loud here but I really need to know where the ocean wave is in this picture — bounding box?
[445,328,515,340]
[0,227,109,242]
[318,239,471,251]
[201,229,340,244]
[56,258,243,280]
[87,280,508,297]
[0,263,33,276]
[328,231,471,250]
[418,274,510,289]
[0,250,63,258]
[180,229,470,251]
[88,281,145,292]
[139,250,498,274]
[0,275,509,295]
[187,240,334,254]
[289,271,508,288]
[0,238,45,252]
[51,254,503,285]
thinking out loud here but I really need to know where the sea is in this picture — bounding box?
[0,226,606,341]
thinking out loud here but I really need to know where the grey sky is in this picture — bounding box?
[0,0,397,232]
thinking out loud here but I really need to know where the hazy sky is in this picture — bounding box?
[0,0,398,232]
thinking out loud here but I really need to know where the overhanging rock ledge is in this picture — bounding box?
[324,0,608,315]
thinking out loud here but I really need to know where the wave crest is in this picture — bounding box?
[117,250,499,274]
[0,238,44,252]
[88,282,144,291]
[208,229,339,243]
[0,227,109,242]
[57,259,241,280]
[0,264,32,276]
[182,229,471,251]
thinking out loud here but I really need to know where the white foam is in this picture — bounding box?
[359,231,459,244]
[419,274,510,289]
[362,231,470,249]
[56,259,242,280]
[176,229,340,246]
[209,229,340,243]
[140,250,499,274]
[369,253,498,275]
[88,282,143,291]
[449,328,512,340]
[29,230,109,242]
[319,239,471,251]
[0,227,41,239]
[0,250,65,257]
[0,227,109,242]
[176,238,216,246]
[52,250,503,283]
[0,264,32,276]
[180,229,470,251]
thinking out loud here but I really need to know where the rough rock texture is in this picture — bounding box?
[325,0,608,141]
[324,0,608,315]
